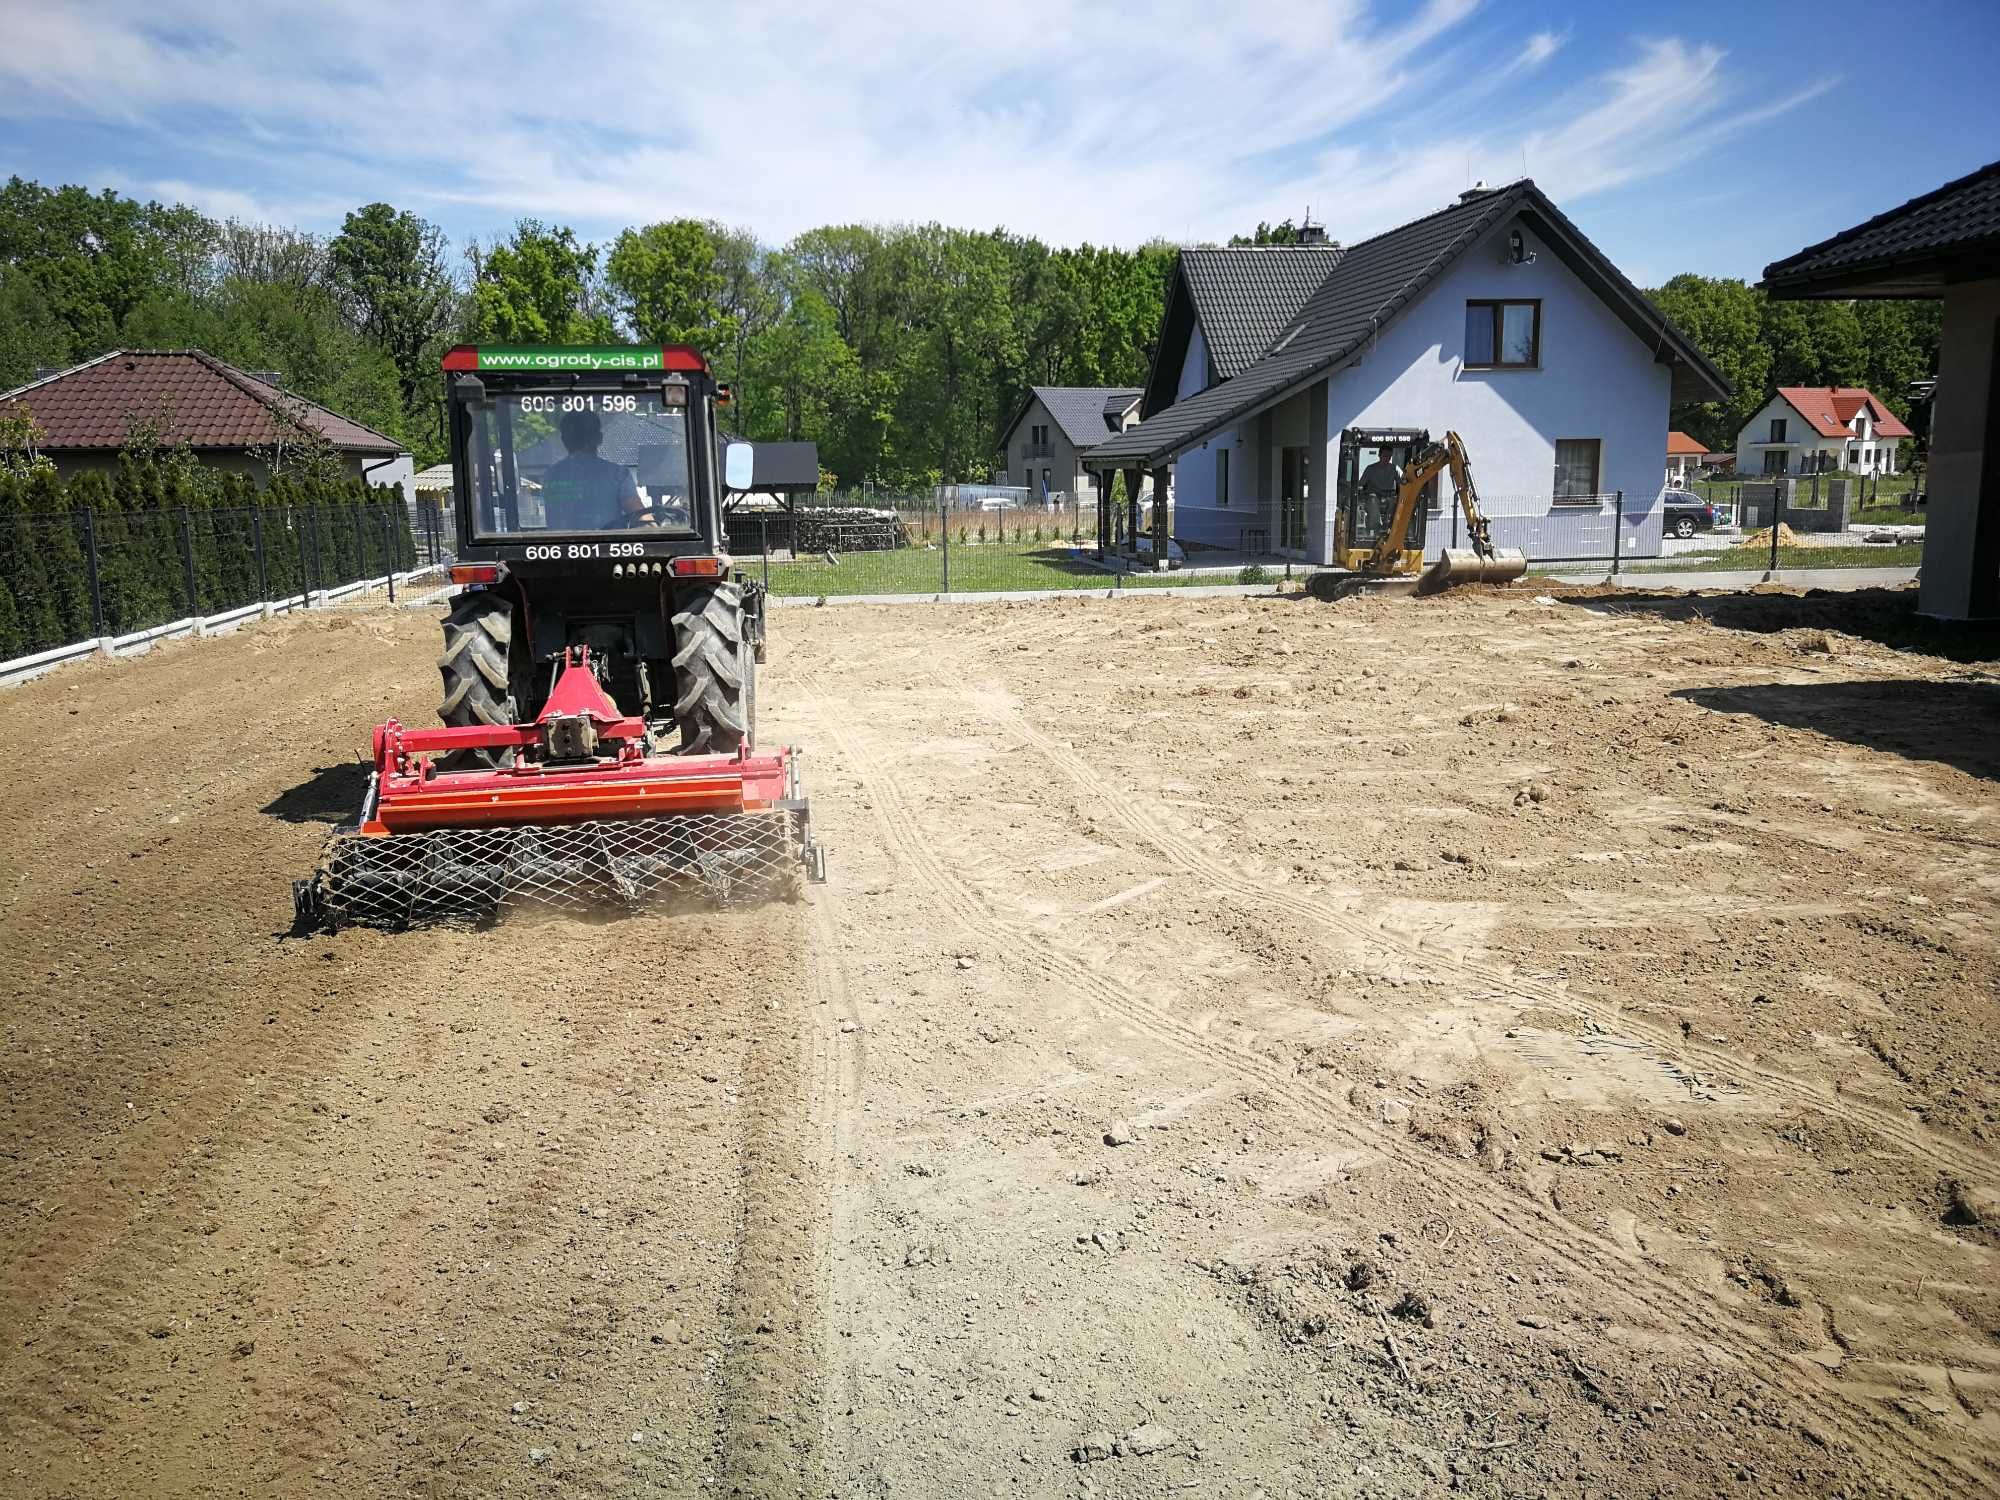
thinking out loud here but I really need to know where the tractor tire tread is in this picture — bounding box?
[670,582,751,755]
[437,592,517,768]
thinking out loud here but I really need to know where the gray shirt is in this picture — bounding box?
[1360,457,1403,499]
[541,452,638,530]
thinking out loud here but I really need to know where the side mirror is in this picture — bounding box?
[723,441,754,492]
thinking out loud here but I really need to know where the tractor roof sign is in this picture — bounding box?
[442,345,710,373]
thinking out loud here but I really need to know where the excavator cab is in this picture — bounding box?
[1335,427,1433,572]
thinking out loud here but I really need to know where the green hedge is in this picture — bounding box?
[0,460,418,660]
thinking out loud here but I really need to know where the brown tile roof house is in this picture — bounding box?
[0,350,402,456]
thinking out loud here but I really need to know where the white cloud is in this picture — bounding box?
[0,3,1828,260]
[1515,30,1565,70]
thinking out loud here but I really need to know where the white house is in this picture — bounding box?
[1086,181,1730,566]
[997,386,1143,506]
[1731,386,1911,476]
[1665,430,1710,485]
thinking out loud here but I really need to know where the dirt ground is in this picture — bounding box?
[1,582,1996,1498]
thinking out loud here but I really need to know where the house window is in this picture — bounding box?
[1217,447,1230,508]
[1768,417,1787,443]
[1552,438,1601,503]
[1465,300,1540,368]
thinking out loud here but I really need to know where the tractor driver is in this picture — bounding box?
[1359,445,1403,539]
[541,410,652,529]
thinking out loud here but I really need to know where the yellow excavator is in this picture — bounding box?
[1336,427,1528,592]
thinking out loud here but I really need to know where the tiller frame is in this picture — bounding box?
[293,648,823,931]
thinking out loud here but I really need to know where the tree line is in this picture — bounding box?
[0,177,1176,489]
[1,176,1942,487]
[1646,275,1939,455]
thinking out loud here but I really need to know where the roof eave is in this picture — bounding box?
[1761,241,2000,299]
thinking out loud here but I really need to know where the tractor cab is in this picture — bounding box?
[443,344,748,563]
[436,345,762,738]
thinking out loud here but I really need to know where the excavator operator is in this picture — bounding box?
[1358,445,1403,538]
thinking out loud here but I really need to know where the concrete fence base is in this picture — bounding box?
[0,563,446,688]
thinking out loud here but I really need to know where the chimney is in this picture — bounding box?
[1457,181,1494,204]
[1297,218,1327,246]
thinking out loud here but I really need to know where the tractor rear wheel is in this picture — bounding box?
[437,590,518,769]
[671,581,752,754]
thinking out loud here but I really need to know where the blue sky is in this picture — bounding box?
[1,0,1995,288]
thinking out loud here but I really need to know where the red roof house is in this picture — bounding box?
[0,350,407,485]
[1665,429,1710,483]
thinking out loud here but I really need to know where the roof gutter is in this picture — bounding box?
[362,451,404,490]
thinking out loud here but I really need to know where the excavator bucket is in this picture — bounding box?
[1416,546,1529,594]
[292,650,823,932]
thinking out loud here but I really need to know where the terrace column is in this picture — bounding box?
[1123,468,1143,561]
[1917,277,2000,620]
[1151,463,1169,571]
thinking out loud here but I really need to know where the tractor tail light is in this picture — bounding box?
[669,557,725,579]
[451,564,503,585]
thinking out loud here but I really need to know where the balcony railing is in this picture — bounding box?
[1021,442,1055,459]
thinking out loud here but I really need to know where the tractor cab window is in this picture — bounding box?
[463,386,694,539]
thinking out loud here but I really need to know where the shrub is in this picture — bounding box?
[1237,564,1272,585]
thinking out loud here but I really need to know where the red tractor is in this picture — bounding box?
[294,343,822,930]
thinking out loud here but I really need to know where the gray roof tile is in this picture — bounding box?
[1027,386,1143,450]
[1762,158,2000,294]
[1180,245,1345,379]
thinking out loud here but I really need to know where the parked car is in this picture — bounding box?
[1661,488,1716,538]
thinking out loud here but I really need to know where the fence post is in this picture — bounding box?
[251,504,270,614]
[385,509,397,603]
[309,506,325,605]
[1769,483,1783,575]
[177,506,201,633]
[79,506,109,650]
[1611,490,1623,576]
[940,498,951,595]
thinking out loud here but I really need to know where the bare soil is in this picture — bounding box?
[1,583,1996,1498]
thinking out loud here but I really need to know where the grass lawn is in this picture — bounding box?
[1617,541,1923,574]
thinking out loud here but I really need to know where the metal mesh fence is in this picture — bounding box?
[1420,494,1642,565]
[1621,474,1924,575]
[304,809,812,930]
[735,494,1107,597]
[0,498,451,661]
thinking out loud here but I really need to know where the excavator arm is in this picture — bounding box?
[1362,439,1453,574]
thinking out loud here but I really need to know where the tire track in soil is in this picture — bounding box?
[708,897,830,1499]
[0,950,411,1464]
[921,640,1997,1186]
[797,667,1975,1497]
[379,924,746,1499]
[804,894,865,1487]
